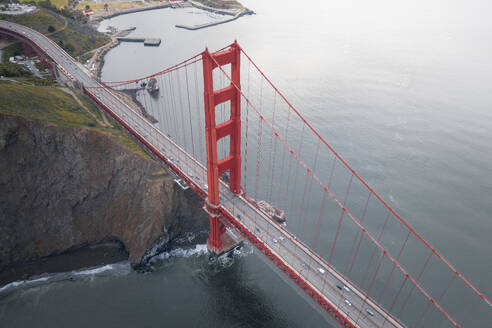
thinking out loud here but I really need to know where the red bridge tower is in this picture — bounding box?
[202,42,242,254]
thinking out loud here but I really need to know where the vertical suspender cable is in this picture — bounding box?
[243,60,251,195]
[184,64,195,157]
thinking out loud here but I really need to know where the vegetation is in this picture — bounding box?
[1,42,24,64]
[193,0,243,10]
[0,8,64,33]
[0,81,150,158]
[75,1,145,12]
[11,76,55,85]
[0,63,32,77]
[0,8,110,57]
[19,0,70,10]
[0,43,32,77]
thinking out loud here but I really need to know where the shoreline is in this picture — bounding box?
[91,0,250,22]
[188,0,242,16]
[0,241,128,286]
[90,1,252,80]
[92,2,173,22]
[0,229,209,288]
[176,7,253,30]
[120,88,159,123]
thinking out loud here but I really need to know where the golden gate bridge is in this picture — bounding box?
[1,21,491,328]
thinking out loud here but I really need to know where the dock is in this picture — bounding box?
[116,37,161,46]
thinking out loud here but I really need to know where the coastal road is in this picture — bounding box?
[0,20,406,328]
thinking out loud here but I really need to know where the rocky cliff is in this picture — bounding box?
[0,112,208,271]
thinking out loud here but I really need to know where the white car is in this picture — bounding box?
[317,267,326,275]
[344,300,352,307]
[272,238,278,243]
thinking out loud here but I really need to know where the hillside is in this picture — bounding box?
[0,81,208,283]
[0,80,149,157]
[0,8,110,57]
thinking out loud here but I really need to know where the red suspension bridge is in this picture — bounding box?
[1,20,491,328]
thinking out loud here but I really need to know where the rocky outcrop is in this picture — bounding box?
[0,113,208,270]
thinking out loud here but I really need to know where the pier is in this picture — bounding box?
[116,37,161,46]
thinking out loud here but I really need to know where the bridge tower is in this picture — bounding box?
[202,42,241,254]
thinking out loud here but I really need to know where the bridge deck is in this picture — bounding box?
[0,20,405,328]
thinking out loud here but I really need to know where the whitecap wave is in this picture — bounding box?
[150,244,209,262]
[0,276,50,294]
[0,262,131,295]
[73,262,131,276]
[210,243,254,268]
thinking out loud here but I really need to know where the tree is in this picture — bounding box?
[0,64,32,78]
[85,5,90,10]
[48,25,55,33]
[64,43,75,54]
[104,3,108,11]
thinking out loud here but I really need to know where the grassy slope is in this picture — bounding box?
[0,9,110,57]
[0,8,64,32]
[193,0,243,10]
[75,1,145,11]
[0,81,150,158]
[19,0,69,9]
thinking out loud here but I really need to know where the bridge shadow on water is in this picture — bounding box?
[196,253,292,328]
[150,246,324,328]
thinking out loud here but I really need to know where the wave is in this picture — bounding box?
[0,276,50,294]
[150,244,209,262]
[73,262,131,276]
[0,261,131,295]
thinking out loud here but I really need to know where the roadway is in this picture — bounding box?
[0,20,405,328]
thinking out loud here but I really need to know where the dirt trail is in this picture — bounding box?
[59,87,112,128]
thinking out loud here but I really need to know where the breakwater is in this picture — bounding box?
[175,8,253,31]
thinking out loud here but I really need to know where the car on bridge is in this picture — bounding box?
[337,284,351,293]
